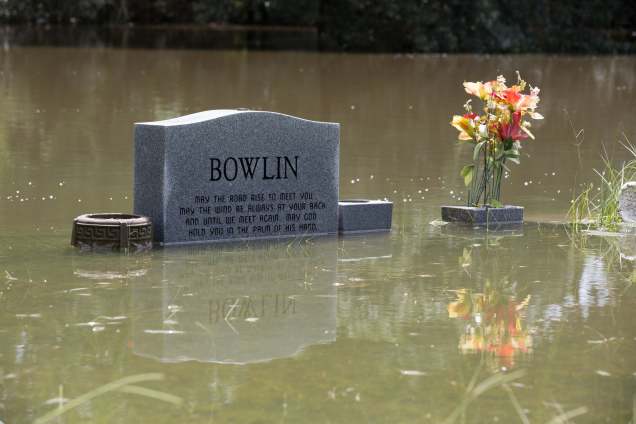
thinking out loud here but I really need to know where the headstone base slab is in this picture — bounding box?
[338,200,393,234]
[441,205,524,225]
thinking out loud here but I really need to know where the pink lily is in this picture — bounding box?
[498,111,528,141]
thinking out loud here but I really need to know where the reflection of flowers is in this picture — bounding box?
[448,284,532,367]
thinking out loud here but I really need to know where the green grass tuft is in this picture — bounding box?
[568,136,636,230]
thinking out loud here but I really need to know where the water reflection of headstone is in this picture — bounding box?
[615,224,636,261]
[338,232,392,263]
[132,239,337,364]
[439,222,524,238]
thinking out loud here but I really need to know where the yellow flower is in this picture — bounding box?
[451,115,475,141]
[448,289,472,318]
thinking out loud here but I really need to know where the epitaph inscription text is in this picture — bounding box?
[180,190,326,240]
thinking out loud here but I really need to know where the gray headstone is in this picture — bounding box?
[619,181,636,223]
[134,110,339,245]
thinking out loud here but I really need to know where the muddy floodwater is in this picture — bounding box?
[0,41,635,423]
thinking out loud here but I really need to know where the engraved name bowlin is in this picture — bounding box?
[210,155,299,182]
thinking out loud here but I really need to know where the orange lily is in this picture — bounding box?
[492,86,522,107]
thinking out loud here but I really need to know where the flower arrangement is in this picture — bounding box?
[448,283,532,368]
[451,73,542,207]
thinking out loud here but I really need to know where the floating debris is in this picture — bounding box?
[167,304,182,312]
[101,316,127,321]
[429,220,449,227]
[143,329,185,335]
[400,370,428,376]
[43,397,69,406]
[68,288,89,293]
[73,269,147,279]
[75,321,101,327]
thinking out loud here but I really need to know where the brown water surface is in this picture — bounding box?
[0,45,635,423]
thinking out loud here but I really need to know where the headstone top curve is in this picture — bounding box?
[136,109,339,127]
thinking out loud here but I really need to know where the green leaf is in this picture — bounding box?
[473,141,486,161]
[503,149,520,165]
[460,164,474,186]
[490,199,504,208]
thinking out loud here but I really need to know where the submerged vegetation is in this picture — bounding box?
[568,136,636,230]
[34,373,182,424]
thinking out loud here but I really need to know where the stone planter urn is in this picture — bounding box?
[71,213,153,251]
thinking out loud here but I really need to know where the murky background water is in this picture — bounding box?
[0,41,635,423]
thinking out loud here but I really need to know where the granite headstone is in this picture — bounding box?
[619,181,636,223]
[134,110,339,245]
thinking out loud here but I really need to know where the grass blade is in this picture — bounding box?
[35,373,166,424]
[545,406,588,424]
[118,385,183,406]
[443,369,526,424]
[502,383,530,424]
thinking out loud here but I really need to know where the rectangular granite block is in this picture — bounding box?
[338,200,393,233]
[441,205,524,224]
[134,110,339,245]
